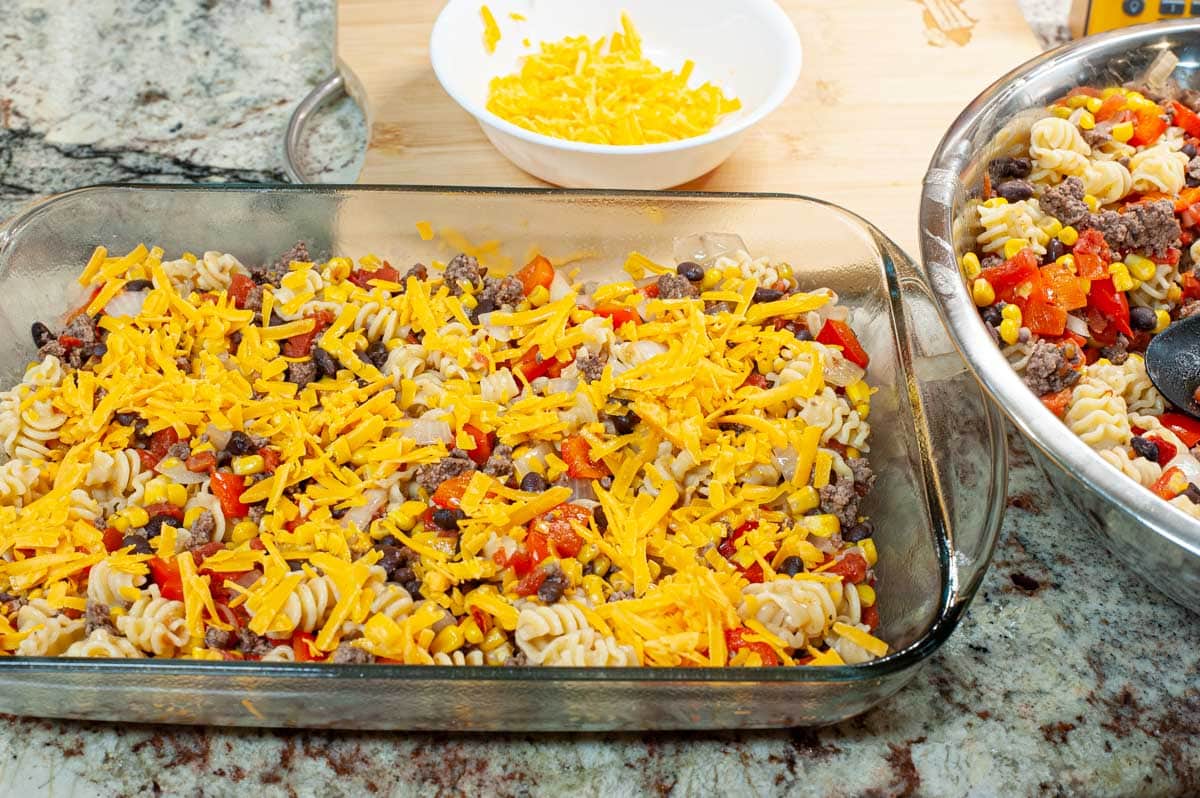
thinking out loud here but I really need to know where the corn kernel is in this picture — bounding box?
[1041,218,1063,238]
[1056,253,1076,271]
[1078,110,1096,130]
[777,263,794,281]
[110,516,130,533]
[788,486,820,515]
[1168,284,1183,304]
[1086,96,1103,113]
[846,380,872,404]
[125,507,149,529]
[1109,263,1134,292]
[480,627,508,652]
[961,252,982,280]
[1112,121,1134,143]
[982,197,1009,208]
[143,479,168,507]
[1051,105,1072,119]
[460,617,484,645]
[1003,238,1029,260]
[590,554,611,577]
[425,571,450,594]
[1102,87,1122,98]
[1001,304,1022,323]
[182,252,198,265]
[528,285,550,307]
[430,625,465,655]
[860,538,879,567]
[857,583,877,607]
[999,318,1020,345]
[560,558,583,584]
[855,402,870,419]
[846,446,861,459]
[461,293,478,310]
[1169,469,1189,495]
[1126,254,1157,282]
[1066,94,1091,109]
[1058,226,1079,246]
[1156,309,1171,333]
[232,455,264,476]
[577,543,598,565]
[166,483,188,507]
[972,278,996,307]
[231,520,258,544]
[1084,194,1100,212]
[700,269,722,290]
[803,514,840,538]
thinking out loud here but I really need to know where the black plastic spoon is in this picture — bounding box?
[1145,314,1200,419]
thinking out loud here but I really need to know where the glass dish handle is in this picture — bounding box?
[883,231,1008,612]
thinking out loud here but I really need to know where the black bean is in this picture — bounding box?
[366,341,389,368]
[995,180,1034,203]
[1185,483,1200,504]
[537,572,567,603]
[1044,238,1067,264]
[312,347,338,378]
[793,327,814,341]
[980,306,1003,327]
[843,521,874,543]
[226,430,256,455]
[779,556,805,576]
[520,472,550,492]
[1185,143,1198,159]
[124,279,154,292]
[676,261,704,282]
[31,322,54,348]
[215,450,232,467]
[593,506,607,532]
[752,287,784,303]
[85,342,108,361]
[403,579,423,598]
[113,411,140,427]
[229,330,243,349]
[1130,306,1158,332]
[432,508,464,531]
[1131,435,1160,462]
[610,411,639,435]
[988,156,1031,181]
[375,534,400,548]
[121,535,153,555]
[141,515,176,539]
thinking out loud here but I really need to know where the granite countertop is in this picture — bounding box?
[1,1,1198,796]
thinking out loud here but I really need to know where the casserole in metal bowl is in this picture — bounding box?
[922,20,1200,613]
[0,185,1004,729]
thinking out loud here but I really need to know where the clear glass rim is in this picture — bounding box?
[0,183,992,683]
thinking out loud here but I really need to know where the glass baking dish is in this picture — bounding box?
[0,185,1005,730]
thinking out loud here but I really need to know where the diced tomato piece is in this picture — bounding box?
[348,264,401,288]
[561,434,609,479]
[189,541,226,565]
[724,626,780,666]
[147,427,180,466]
[282,310,334,358]
[461,424,493,466]
[292,631,319,662]
[825,551,869,584]
[185,451,217,473]
[1151,466,1184,500]
[143,502,184,522]
[862,605,881,632]
[525,528,551,565]
[1040,388,1074,419]
[642,282,660,299]
[492,549,507,566]
[431,472,473,509]
[982,248,1040,291]
[147,557,184,601]
[507,550,533,578]
[1094,93,1127,123]
[546,522,583,559]
[1088,278,1133,337]
[1183,273,1200,302]
[592,303,640,327]
[1159,413,1200,448]
[514,347,568,382]
[59,336,84,349]
[718,520,757,560]
[816,319,870,368]
[742,561,765,584]
[1131,107,1168,147]
[101,526,125,553]
[742,372,768,389]
[515,255,555,296]
[248,537,266,551]
[259,447,281,474]
[136,449,159,471]
[210,471,249,519]
[228,274,256,309]
[514,567,548,597]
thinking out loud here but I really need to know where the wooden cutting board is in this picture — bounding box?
[336,0,1041,254]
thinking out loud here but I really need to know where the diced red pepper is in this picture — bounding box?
[143,502,184,522]
[59,336,84,349]
[592,303,640,327]
[525,529,551,565]
[1148,436,1179,466]
[825,551,869,584]
[514,567,548,597]
[461,423,493,466]
[492,549,507,566]
[348,264,401,288]
[742,373,769,389]
[1151,466,1184,500]
[1171,101,1200,138]
[292,631,319,662]
[1040,262,1089,311]
[1023,296,1068,337]
[1159,413,1200,448]
[545,521,584,559]
[642,282,660,299]
[430,472,473,509]
[147,557,184,601]
[718,520,757,560]
[228,273,256,309]
[210,471,249,519]
[514,347,568,382]
[982,248,1040,291]
[1094,93,1127,123]
[101,526,125,553]
[862,605,880,632]
[146,427,180,467]
[282,310,334,358]
[515,255,556,296]
[725,626,780,666]
[1088,278,1133,338]
[1130,106,1168,147]
[259,447,281,474]
[561,434,610,479]
[742,561,765,584]
[1176,186,1200,213]
[1041,388,1074,419]
[1183,272,1200,302]
[189,541,226,565]
[185,451,217,473]
[816,319,870,369]
[507,550,533,578]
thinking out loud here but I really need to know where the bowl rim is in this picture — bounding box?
[428,0,803,156]
[0,182,1006,683]
[920,19,1200,560]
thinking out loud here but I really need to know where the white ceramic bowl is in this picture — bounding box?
[429,0,803,189]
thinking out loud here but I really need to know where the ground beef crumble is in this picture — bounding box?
[443,253,484,296]
[415,451,476,492]
[656,273,699,299]
[1084,201,1180,258]
[1038,177,1089,228]
[1023,340,1083,396]
[84,601,116,635]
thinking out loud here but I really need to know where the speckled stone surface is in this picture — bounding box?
[1,1,1199,796]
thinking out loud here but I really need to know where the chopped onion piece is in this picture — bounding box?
[156,460,208,485]
[103,290,147,319]
[341,488,388,532]
[406,417,452,444]
[1065,314,1089,338]
[205,424,232,451]
[549,272,573,302]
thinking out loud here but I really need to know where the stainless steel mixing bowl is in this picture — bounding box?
[922,20,1200,612]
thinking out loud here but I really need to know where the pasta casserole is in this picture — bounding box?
[0,236,886,667]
